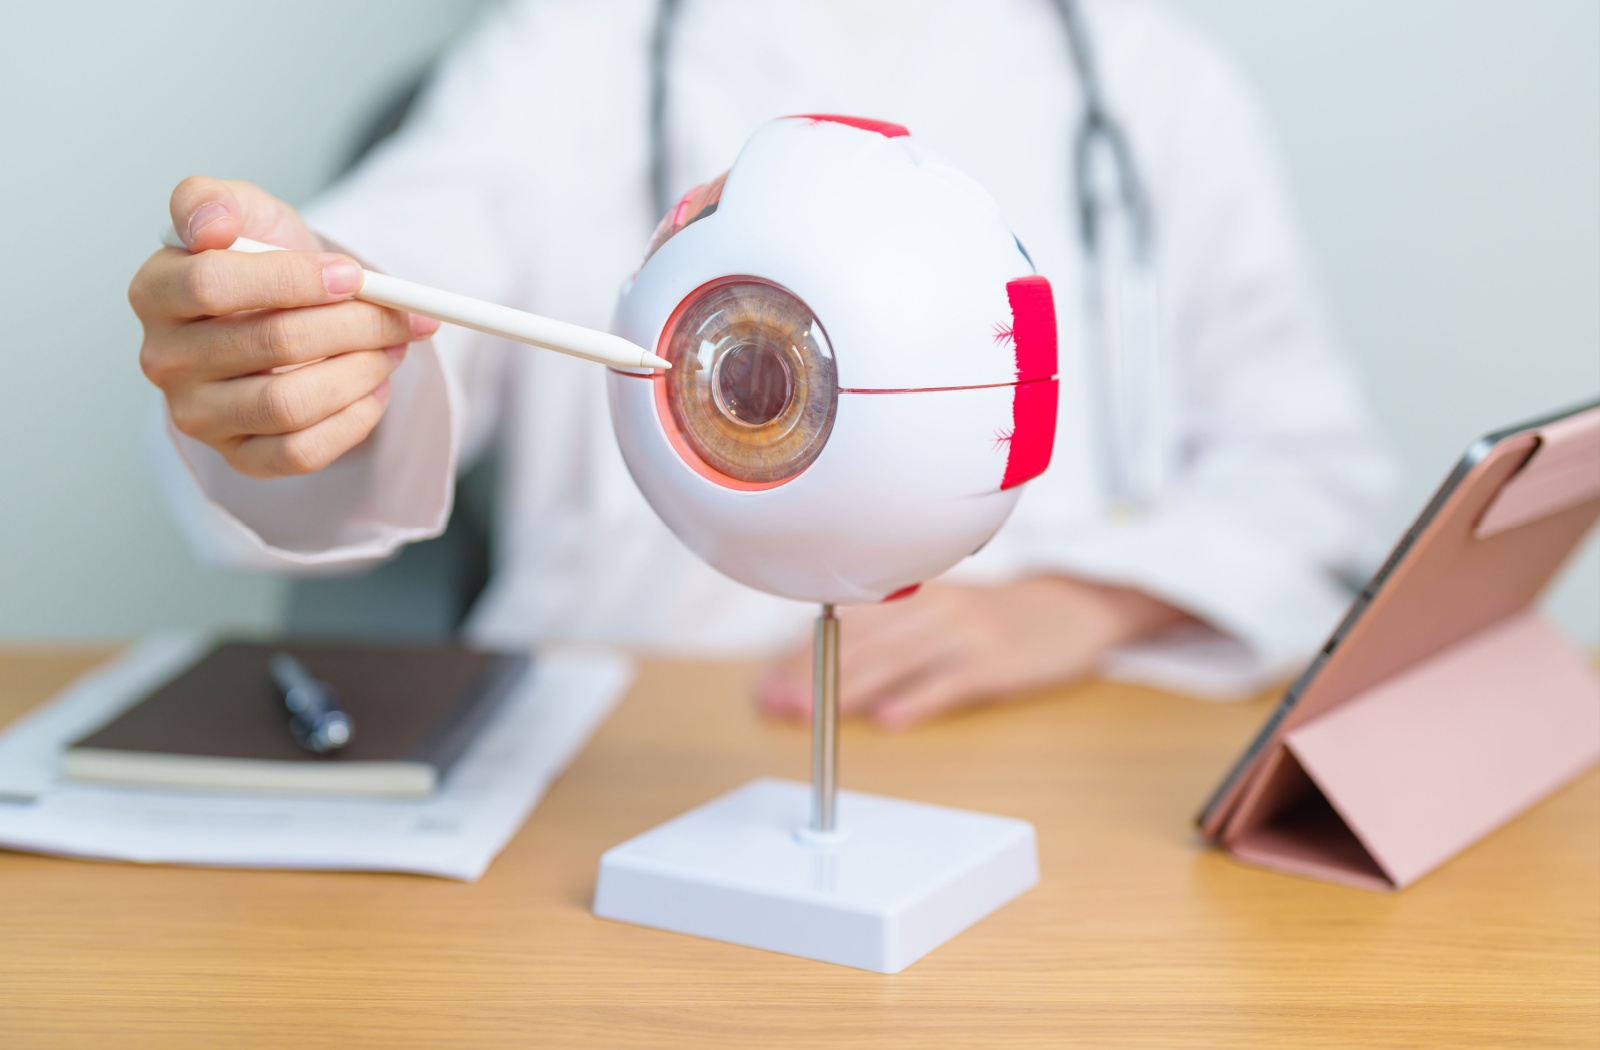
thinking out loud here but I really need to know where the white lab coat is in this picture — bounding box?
[151,0,1397,696]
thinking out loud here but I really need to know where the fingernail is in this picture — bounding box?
[185,201,230,243]
[409,314,440,339]
[321,258,362,297]
[384,345,407,367]
[372,379,392,405]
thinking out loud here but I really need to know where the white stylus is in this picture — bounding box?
[158,226,670,371]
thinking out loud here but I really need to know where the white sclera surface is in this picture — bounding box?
[608,116,1050,603]
[608,373,1022,603]
[615,118,1036,394]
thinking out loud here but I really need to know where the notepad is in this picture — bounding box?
[62,641,528,798]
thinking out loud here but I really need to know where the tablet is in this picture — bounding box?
[1196,396,1600,884]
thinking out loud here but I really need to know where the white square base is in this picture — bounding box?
[593,778,1039,973]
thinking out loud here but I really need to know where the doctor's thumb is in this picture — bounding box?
[168,176,321,255]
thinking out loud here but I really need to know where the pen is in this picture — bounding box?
[268,652,354,755]
[158,226,672,372]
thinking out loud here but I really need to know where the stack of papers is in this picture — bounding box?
[0,635,631,880]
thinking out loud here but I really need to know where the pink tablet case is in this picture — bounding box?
[1203,404,1600,890]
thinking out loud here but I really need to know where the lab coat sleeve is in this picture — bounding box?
[148,5,533,572]
[1027,16,1399,696]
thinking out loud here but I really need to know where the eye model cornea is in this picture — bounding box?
[656,278,838,488]
[712,341,793,426]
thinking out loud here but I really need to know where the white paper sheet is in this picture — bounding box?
[0,635,631,880]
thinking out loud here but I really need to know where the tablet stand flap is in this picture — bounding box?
[1223,746,1394,891]
[1275,611,1599,888]
[1476,408,1600,538]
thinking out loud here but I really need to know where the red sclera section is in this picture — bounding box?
[1002,379,1058,490]
[999,275,1059,490]
[880,583,922,603]
[1005,275,1057,383]
[789,114,911,138]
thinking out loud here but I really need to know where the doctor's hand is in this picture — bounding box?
[129,176,439,478]
[756,578,1193,730]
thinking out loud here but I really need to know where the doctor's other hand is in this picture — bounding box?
[129,176,440,478]
[756,578,1194,730]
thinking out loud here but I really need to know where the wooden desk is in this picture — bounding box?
[1,648,1596,1049]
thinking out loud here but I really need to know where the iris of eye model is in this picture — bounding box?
[660,279,837,486]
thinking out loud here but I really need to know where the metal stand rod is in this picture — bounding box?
[811,604,840,832]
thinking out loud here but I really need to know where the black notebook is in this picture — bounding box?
[63,641,529,798]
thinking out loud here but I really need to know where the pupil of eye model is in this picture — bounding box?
[713,343,793,426]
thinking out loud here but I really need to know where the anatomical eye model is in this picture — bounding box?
[599,115,1058,973]
[610,115,1058,606]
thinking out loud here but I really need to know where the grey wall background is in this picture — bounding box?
[0,0,1595,643]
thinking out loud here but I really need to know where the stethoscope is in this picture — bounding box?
[647,0,1162,514]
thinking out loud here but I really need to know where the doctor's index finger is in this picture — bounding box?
[176,299,423,380]
[137,245,364,320]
